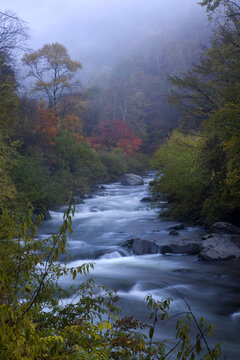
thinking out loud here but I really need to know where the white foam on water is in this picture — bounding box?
[231,311,240,320]
[99,251,122,260]
[49,210,64,220]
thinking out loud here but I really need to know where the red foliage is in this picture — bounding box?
[34,102,59,146]
[90,119,142,156]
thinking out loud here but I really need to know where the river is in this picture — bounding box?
[40,172,240,359]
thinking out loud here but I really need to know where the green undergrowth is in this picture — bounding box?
[0,201,222,359]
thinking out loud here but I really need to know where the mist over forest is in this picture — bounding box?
[4,0,209,81]
[72,0,209,82]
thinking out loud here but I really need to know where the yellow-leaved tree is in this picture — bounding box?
[22,43,82,115]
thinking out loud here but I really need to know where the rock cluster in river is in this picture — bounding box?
[123,222,240,261]
[121,174,144,186]
[123,237,201,256]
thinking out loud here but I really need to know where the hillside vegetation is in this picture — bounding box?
[151,0,240,225]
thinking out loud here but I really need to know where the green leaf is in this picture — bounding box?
[149,326,154,339]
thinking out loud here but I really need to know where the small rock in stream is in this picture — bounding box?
[167,224,185,231]
[140,197,152,202]
[161,243,200,255]
[43,210,52,221]
[168,230,179,236]
[74,195,85,204]
[172,268,192,273]
[123,238,160,255]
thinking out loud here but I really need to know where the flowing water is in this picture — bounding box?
[40,173,240,359]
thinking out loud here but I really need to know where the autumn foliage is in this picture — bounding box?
[34,102,59,145]
[62,114,84,141]
[90,119,142,156]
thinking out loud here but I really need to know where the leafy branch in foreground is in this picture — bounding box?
[0,203,221,359]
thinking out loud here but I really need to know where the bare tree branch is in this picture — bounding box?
[0,10,28,57]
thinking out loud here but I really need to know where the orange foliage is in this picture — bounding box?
[62,114,84,141]
[35,102,59,146]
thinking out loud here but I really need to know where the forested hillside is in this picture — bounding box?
[151,0,240,225]
[84,19,209,152]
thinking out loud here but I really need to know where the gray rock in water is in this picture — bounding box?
[161,243,200,255]
[93,185,105,191]
[43,210,52,221]
[199,234,240,261]
[74,195,85,204]
[210,222,240,235]
[124,238,159,255]
[121,174,144,186]
[172,268,192,273]
[167,224,185,231]
[168,230,179,236]
[140,197,152,202]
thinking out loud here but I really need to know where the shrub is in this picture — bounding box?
[99,148,128,181]
[150,130,206,220]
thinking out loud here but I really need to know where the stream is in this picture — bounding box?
[40,172,240,359]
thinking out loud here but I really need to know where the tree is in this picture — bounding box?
[200,0,240,13]
[0,11,28,57]
[62,114,84,141]
[0,53,19,138]
[150,130,205,219]
[169,66,220,129]
[0,12,27,141]
[34,102,59,146]
[22,43,82,110]
[0,134,17,219]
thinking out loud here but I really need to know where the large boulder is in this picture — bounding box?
[124,238,159,255]
[210,222,240,235]
[121,174,144,186]
[161,243,200,255]
[199,234,240,261]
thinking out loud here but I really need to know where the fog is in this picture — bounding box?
[2,0,208,81]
